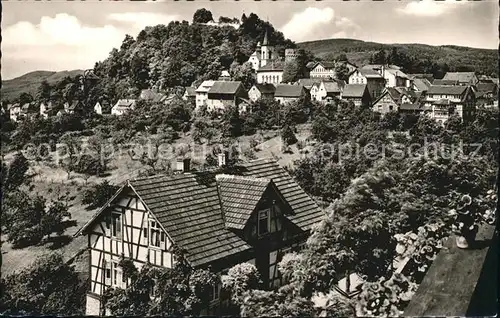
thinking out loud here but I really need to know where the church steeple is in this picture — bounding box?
[262,29,269,46]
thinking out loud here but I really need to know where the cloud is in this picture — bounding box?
[107,12,180,32]
[2,13,127,79]
[396,0,465,17]
[281,7,335,42]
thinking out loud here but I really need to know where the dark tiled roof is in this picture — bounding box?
[253,83,276,94]
[427,85,468,95]
[240,159,325,231]
[400,103,424,111]
[216,175,270,229]
[433,79,459,86]
[322,80,345,93]
[296,78,320,89]
[208,81,243,95]
[477,82,497,93]
[257,61,285,72]
[342,84,367,98]
[443,72,476,83]
[313,61,336,69]
[274,84,305,98]
[130,173,251,267]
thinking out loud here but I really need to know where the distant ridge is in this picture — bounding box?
[1,70,84,102]
[298,38,497,75]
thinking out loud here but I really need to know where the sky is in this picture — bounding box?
[2,1,498,80]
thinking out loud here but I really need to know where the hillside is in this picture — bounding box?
[298,39,498,76]
[1,70,83,102]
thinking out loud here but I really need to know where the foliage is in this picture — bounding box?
[1,253,86,315]
[82,180,120,210]
[1,152,31,193]
[281,124,297,146]
[193,8,214,24]
[221,262,262,305]
[102,249,218,316]
[355,273,417,317]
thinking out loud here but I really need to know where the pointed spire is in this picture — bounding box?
[262,28,269,46]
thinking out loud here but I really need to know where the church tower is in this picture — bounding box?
[260,29,275,67]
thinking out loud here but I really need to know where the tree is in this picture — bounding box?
[41,201,71,238]
[221,263,262,306]
[282,61,300,84]
[1,152,30,193]
[193,8,213,24]
[82,180,120,210]
[1,253,86,315]
[281,124,298,146]
[221,105,242,137]
[230,62,256,88]
[59,133,82,179]
[18,92,34,105]
[334,63,350,82]
[371,49,387,65]
[36,80,52,102]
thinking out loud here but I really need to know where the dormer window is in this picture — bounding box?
[258,209,270,236]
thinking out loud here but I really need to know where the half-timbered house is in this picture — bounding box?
[75,158,325,316]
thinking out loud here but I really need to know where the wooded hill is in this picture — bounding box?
[298,38,498,77]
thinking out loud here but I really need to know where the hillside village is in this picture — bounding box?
[1,8,498,318]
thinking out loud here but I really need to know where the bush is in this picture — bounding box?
[282,124,298,146]
[82,181,120,210]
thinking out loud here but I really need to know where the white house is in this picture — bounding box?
[423,85,475,125]
[316,80,345,102]
[111,99,136,116]
[195,80,215,110]
[309,61,336,79]
[256,62,284,85]
[94,101,112,115]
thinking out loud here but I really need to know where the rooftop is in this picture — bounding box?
[253,83,276,94]
[208,81,243,95]
[342,84,367,98]
[274,84,305,97]
[443,72,477,83]
[427,85,469,95]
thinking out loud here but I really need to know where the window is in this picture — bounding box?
[109,261,123,288]
[258,209,270,236]
[149,220,166,249]
[104,260,111,285]
[111,213,122,239]
[209,281,221,301]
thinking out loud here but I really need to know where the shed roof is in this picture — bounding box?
[443,72,477,83]
[253,83,276,94]
[427,85,469,95]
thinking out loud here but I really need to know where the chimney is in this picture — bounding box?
[217,151,229,167]
[175,158,191,173]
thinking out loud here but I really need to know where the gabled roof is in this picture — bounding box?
[257,61,285,72]
[216,175,271,229]
[196,80,215,93]
[311,61,336,70]
[477,82,497,93]
[114,99,136,108]
[65,100,83,111]
[322,80,345,93]
[443,72,477,83]
[274,84,305,98]
[296,78,320,89]
[413,78,432,91]
[75,159,324,266]
[184,87,196,97]
[356,68,383,78]
[220,70,231,77]
[385,68,410,79]
[433,79,459,86]
[342,84,368,98]
[208,81,243,95]
[253,83,276,94]
[427,85,469,95]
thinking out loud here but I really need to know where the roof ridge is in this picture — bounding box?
[216,174,270,183]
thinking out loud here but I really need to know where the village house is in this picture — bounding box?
[247,30,280,71]
[442,72,479,86]
[295,79,321,101]
[372,87,423,116]
[315,79,346,102]
[206,81,248,112]
[408,73,435,83]
[195,80,215,110]
[10,102,38,121]
[111,99,137,116]
[183,87,197,103]
[8,103,21,122]
[139,89,166,103]
[63,100,84,115]
[475,82,498,107]
[423,85,475,125]
[309,61,336,79]
[309,61,357,79]
[40,101,60,119]
[348,68,386,100]
[256,62,285,85]
[94,101,112,115]
[274,84,307,104]
[248,83,276,102]
[432,79,460,86]
[341,84,372,107]
[74,158,324,316]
